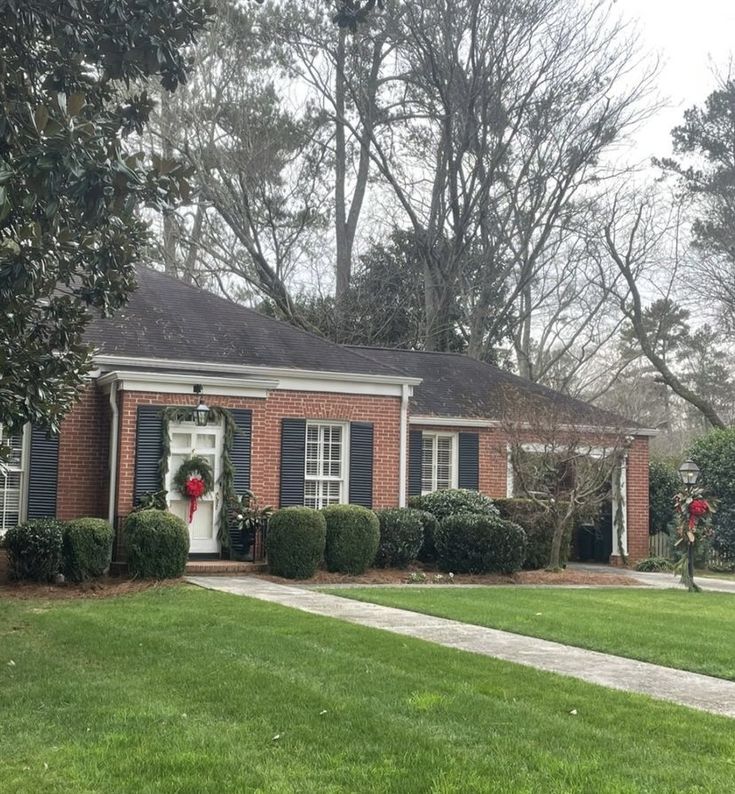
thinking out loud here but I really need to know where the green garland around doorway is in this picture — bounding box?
[159,405,240,548]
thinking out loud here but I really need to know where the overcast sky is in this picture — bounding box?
[614,0,734,160]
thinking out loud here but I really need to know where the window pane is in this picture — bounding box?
[304,481,318,509]
[0,434,23,533]
[304,423,345,508]
[436,436,452,490]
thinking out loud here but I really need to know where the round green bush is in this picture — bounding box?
[494,498,571,570]
[374,508,424,568]
[435,512,527,574]
[4,519,64,582]
[409,489,498,522]
[124,510,189,579]
[635,556,674,573]
[416,510,440,563]
[267,507,326,579]
[62,518,114,582]
[649,459,679,535]
[322,504,380,574]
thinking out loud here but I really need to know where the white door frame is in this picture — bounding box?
[164,419,223,555]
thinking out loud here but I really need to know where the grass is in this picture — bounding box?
[2,586,735,793]
[325,586,735,681]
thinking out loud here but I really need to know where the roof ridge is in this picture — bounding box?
[346,344,471,361]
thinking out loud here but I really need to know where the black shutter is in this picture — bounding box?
[133,406,163,506]
[230,409,252,494]
[458,432,480,490]
[26,424,59,519]
[280,418,306,507]
[408,429,423,498]
[349,422,374,508]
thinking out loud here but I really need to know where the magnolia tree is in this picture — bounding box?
[503,394,633,570]
[0,1,209,457]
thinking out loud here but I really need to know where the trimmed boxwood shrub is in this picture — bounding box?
[375,508,424,568]
[124,510,189,579]
[409,489,498,522]
[3,519,64,582]
[267,507,326,579]
[62,518,114,582]
[494,498,570,570]
[322,504,380,574]
[435,512,526,574]
[416,510,440,563]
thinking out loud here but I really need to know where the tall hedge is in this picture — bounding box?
[322,504,380,574]
[435,512,526,574]
[267,507,326,579]
[374,508,424,568]
[124,510,189,579]
[63,518,114,582]
[494,498,569,570]
[690,429,735,508]
[648,460,680,535]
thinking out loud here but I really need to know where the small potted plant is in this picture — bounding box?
[227,490,273,561]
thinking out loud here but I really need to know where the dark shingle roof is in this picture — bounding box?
[347,346,641,429]
[85,268,405,378]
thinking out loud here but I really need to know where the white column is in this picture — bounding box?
[612,456,628,557]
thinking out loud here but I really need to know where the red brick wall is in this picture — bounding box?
[624,436,650,564]
[411,424,651,564]
[115,389,402,519]
[409,425,510,499]
[56,385,109,520]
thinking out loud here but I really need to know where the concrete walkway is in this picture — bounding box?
[570,563,735,594]
[187,575,735,719]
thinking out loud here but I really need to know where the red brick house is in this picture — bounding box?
[2,268,654,564]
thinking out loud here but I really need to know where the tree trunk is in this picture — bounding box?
[548,520,566,571]
[334,25,349,301]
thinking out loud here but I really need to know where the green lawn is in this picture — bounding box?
[325,587,735,681]
[2,586,735,793]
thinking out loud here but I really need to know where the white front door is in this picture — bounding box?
[165,420,223,555]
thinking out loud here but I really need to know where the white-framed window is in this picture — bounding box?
[421,432,457,494]
[0,425,25,534]
[304,422,348,509]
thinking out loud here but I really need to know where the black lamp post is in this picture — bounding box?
[678,459,701,591]
[193,384,210,427]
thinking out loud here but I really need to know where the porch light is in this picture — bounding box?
[193,385,210,427]
[678,459,700,486]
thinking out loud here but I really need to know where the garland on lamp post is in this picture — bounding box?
[673,485,714,592]
[159,405,240,548]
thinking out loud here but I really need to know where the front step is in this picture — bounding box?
[184,560,267,575]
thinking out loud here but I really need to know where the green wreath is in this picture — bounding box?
[173,455,214,496]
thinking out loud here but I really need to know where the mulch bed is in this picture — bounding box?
[257,566,636,587]
[0,578,182,601]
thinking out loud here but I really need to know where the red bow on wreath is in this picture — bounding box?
[184,475,206,523]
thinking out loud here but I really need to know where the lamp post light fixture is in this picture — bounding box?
[193,384,210,427]
[678,459,701,487]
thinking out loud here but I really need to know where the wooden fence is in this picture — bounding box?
[649,532,735,571]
